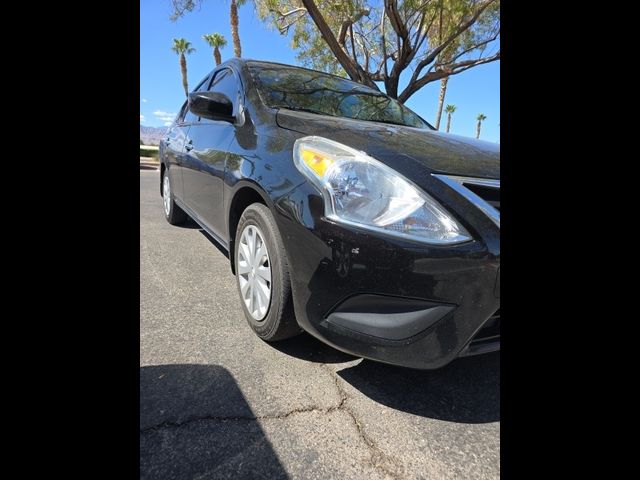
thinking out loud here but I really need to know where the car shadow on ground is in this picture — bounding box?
[337,352,500,423]
[174,216,230,259]
[273,333,499,424]
[175,217,201,229]
[199,229,230,260]
[140,364,288,479]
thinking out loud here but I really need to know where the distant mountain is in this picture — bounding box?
[140,125,168,145]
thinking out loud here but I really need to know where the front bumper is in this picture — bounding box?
[274,182,500,370]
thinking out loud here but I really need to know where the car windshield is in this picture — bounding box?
[248,64,431,129]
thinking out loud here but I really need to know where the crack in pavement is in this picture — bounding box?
[319,364,405,480]
[140,363,404,478]
[140,398,347,434]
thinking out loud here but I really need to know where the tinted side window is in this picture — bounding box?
[182,75,211,123]
[183,104,199,123]
[177,101,189,123]
[208,69,239,116]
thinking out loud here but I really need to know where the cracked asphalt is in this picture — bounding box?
[140,170,500,479]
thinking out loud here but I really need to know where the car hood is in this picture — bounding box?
[276,109,499,179]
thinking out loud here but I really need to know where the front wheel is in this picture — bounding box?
[234,203,301,341]
[162,169,187,225]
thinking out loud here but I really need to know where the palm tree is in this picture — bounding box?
[444,104,456,133]
[434,76,450,130]
[230,0,247,58]
[476,113,487,139]
[171,38,195,97]
[429,0,465,130]
[203,33,227,66]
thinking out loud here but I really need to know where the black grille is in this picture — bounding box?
[464,183,500,211]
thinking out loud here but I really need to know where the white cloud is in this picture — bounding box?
[140,114,145,123]
[153,110,176,122]
[142,98,148,103]
[164,121,172,126]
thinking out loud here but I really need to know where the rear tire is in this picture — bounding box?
[162,168,187,225]
[235,203,301,341]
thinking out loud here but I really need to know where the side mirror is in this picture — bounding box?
[188,92,234,122]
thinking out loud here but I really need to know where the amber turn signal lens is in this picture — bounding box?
[300,149,334,178]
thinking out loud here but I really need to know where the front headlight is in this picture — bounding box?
[293,136,471,245]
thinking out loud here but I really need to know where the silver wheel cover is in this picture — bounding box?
[237,225,272,320]
[163,174,171,216]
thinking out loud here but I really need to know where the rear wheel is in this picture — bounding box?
[235,203,301,341]
[162,169,187,225]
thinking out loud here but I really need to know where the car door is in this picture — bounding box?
[161,74,210,202]
[161,103,191,201]
[182,68,239,238]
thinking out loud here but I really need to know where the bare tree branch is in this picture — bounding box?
[405,9,438,68]
[380,8,389,79]
[299,0,379,89]
[384,0,414,97]
[441,29,500,65]
[269,7,308,34]
[338,9,370,46]
[407,0,497,88]
[399,51,500,102]
[255,0,499,102]
[384,0,409,40]
[349,25,358,62]
[274,7,307,18]
[170,0,201,21]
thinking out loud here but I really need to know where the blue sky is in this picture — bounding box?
[140,0,500,142]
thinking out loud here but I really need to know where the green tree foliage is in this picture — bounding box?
[444,103,456,133]
[255,0,499,102]
[203,33,228,65]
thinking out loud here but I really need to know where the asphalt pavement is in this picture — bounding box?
[140,170,500,479]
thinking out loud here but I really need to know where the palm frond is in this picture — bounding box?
[171,38,195,55]
[203,33,227,48]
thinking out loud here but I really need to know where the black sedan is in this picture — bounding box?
[159,59,500,369]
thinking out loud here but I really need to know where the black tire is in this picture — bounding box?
[234,203,301,341]
[162,168,187,225]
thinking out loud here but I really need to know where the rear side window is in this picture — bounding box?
[177,101,189,123]
[183,103,199,124]
[180,74,211,124]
